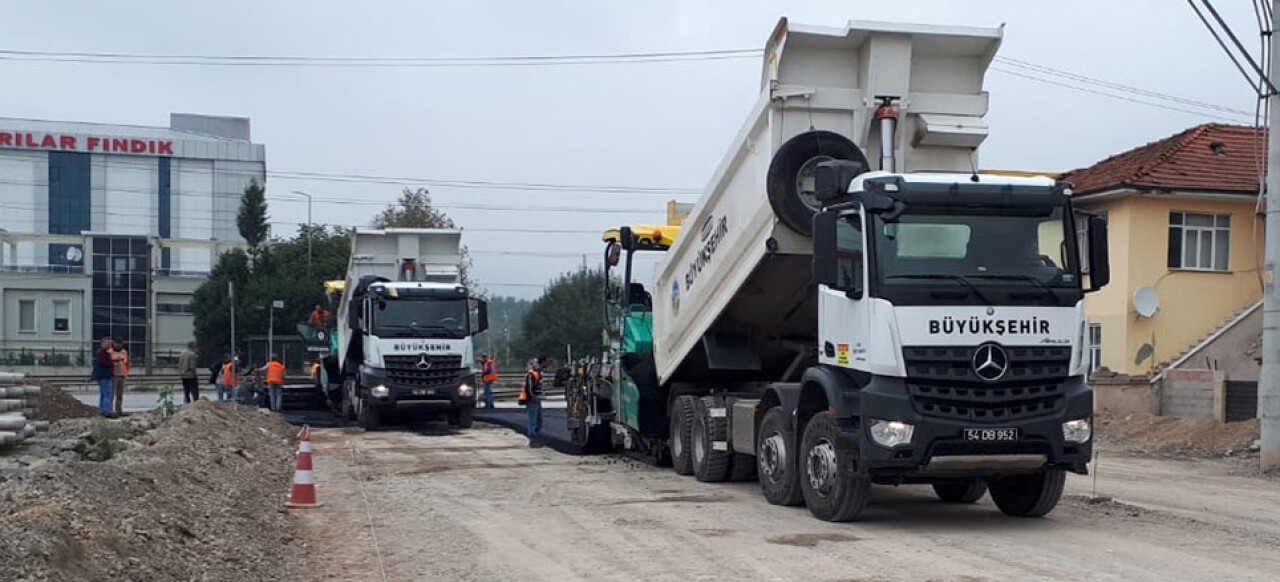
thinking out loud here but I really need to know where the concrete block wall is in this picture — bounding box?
[1160,369,1226,421]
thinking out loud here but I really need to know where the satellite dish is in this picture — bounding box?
[64,246,83,263]
[1135,343,1155,366]
[1133,286,1160,318]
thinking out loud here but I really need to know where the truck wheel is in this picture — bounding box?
[357,397,381,430]
[692,396,731,482]
[669,395,696,475]
[799,412,870,522]
[932,479,988,503]
[757,407,803,506]
[989,470,1066,518]
[766,130,866,236]
[448,407,474,429]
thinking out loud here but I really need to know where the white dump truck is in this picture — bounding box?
[322,228,488,429]
[589,18,1110,522]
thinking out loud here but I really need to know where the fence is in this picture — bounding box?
[0,343,194,371]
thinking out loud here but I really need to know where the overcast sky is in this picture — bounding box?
[0,1,1265,298]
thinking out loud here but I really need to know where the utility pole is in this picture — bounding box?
[290,190,314,278]
[1263,0,1280,472]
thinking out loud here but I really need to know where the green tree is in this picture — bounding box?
[520,269,608,364]
[473,295,533,369]
[237,178,269,250]
[191,226,352,365]
[372,187,474,286]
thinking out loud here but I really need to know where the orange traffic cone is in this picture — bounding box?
[285,424,321,509]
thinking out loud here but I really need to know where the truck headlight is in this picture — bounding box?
[458,383,475,397]
[1062,418,1091,443]
[371,384,390,398]
[869,418,914,448]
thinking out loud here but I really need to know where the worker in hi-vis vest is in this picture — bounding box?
[518,356,548,448]
[480,353,498,410]
[263,355,286,412]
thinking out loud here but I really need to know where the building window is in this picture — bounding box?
[1169,212,1230,271]
[156,303,193,314]
[1088,323,1102,375]
[53,300,71,333]
[18,300,37,333]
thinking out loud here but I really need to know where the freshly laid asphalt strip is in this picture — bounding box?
[473,407,583,455]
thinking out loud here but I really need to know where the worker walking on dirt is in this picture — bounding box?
[262,354,286,412]
[111,341,129,417]
[91,337,115,417]
[219,355,238,403]
[178,341,200,404]
[519,356,548,448]
[480,353,498,410]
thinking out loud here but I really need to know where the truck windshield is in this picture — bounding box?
[372,298,469,339]
[872,205,1078,290]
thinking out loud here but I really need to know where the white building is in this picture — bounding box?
[0,113,265,371]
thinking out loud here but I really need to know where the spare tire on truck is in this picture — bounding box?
[766,130,868,236]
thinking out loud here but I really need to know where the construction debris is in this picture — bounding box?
[0,400,303,581]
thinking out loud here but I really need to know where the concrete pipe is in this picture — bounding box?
[29,420,50,431]
[21,424,36,438]
[0,414,28,431]
[0,399,27,413]
[0,372,27,385]
[0,431,21,446]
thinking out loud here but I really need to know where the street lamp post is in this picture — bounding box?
[289,190,314,277]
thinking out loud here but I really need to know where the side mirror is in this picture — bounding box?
[620,227,636,251]
[813,211,837,286]
[347,301,362,332]
[605,241,621,268]
[1087,215,1110,292]
[473,299,489,334]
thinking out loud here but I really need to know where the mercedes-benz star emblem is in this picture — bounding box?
[415,354,433,370]
[971,344,1009,382]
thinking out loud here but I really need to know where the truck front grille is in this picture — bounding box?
[384,355,464,386]
[902,346,1071,423]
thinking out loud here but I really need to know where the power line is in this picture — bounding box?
[992,56,1254,116]
[989,66,1254,123]
[0,47,762,67]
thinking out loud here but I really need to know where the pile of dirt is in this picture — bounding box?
[1097,412,1260,457]
[0,400,303,581]
[35,384,99,422]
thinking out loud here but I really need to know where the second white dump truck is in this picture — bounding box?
[587,17,1110,522]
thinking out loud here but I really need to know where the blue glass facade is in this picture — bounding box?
[47,151,90,235]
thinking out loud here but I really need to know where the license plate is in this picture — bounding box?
[412,388,435,396]
[963,427,1018,442]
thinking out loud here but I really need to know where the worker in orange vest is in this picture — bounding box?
[480,353,498,410]
[111,340,130,417]
[519,356,548,448]
[310,304,331,328]
[262,354,287,412]
[221,356,239,403]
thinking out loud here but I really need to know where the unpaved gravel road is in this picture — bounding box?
[295,424,1280,582]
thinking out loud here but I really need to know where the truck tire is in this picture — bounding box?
[669,395,696,475]
[357,397,381,430]
[932,479,988,503]
[692,396,731,482]
[757,407,804,506]
[766,130,867,236]
[989,469,1066,518]
[799,411,870,522]
[728,453,757,482]
[448,407,474,429]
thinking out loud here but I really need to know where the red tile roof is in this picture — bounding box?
[1062,124,1267,197]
